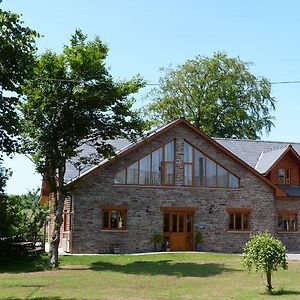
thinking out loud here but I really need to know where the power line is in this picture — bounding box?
[270,80,300,85]
[33,77,300,86]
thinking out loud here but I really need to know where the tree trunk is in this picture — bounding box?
[48,163,66,268]
[266,271,272,290]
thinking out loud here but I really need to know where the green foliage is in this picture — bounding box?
[152,233,163,243]
[242,231,288,290]
[0,189,48,241]
[0,7,38,154]
[21,29,145,267]
[22,29,145,188]
[146,52,275,139]
[195,231,203,244]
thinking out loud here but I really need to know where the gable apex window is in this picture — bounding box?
[183,141,239,188]
[114,140,175,186]
[278,168,291,185]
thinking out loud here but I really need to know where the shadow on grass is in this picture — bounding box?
[1,296,76,300]
[87,259,240,277]
[265,289,300,296]
[0,254,48,274]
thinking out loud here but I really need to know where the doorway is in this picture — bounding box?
[163,208,195,251]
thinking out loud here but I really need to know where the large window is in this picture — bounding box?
[183,141,239,188]
[227,209,250,231]
[102,206,127,230]
[114,140,175,186]
[278,212,297,231]
[278,168,291,185]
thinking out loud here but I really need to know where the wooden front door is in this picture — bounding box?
[163,208,194,251]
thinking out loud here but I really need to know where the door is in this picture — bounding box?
[163,209,194,251]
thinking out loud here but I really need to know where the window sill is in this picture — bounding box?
[277,231,298,234]
[227,230,251,234]
[101,229,128,233]
[113,184,242,190]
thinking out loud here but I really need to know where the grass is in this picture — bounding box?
[0,252,300,299]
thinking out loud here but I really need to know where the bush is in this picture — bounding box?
[242,231,288,290]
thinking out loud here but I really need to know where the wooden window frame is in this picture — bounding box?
[227,208,251,231]
[183,140,240,188]
[277,210,297,232]
[101,205,127,231]
[114,139,176,186]
[278,168,291,185]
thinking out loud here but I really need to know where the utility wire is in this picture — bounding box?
[34,77,300,86]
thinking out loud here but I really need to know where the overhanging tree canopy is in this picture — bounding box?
[21,29,146,267]
[0,7,38,155]
[146,52,275,139]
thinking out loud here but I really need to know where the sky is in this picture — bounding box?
[2,0,300,195]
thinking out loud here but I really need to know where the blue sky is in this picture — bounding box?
[2,0,300,194]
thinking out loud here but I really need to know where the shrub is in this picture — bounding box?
[242,231,288,290]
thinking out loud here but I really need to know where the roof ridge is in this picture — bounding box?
[262,145,290,153]
[214,137,300,145]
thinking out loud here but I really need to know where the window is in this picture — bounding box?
[278,168,291,185]
[102,206,127,230]
[227,209,250,231]
[278,212,297,231]
[114,140,175,186]
[183,141,239,188]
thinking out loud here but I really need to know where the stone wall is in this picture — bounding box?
[275,198,300,251]
[70,123,276,254]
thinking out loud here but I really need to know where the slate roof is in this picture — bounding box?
[64,121,300,197]
[215,138,300,169]
[65,138,130,183]
[254,146,289,174]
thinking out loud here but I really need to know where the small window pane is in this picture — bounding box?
[184,164,193,185]
[235,213,242,230]
[217,165,228,187]
[111,210,118,229]
[229,174,239,188]
[118,211,126,229]
[151,148,163,185]
[139,154,151,184]
[278,215,283,230]
[114,169,126,184]
[229,213,234,230]
[290,215,296,231]
[283,216,289,230]
[184,142,193,163]
[278,169,285,184]
[187,214,192,233]
[179,214,184,232]
[164,213,170,232]
[194,150,204,186]
[165,163,174,185]
[206,158,217,187]
[165,141,174,161]
[103,211,109,228]
[172,214,177,232]
[243,213,249,230]
[127,162,138,184]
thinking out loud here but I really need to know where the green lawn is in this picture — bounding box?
[0,252,300,299]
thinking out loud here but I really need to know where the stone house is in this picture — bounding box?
[44,118,300,253]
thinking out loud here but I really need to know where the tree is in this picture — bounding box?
[242,231,288,291]
[146,52,275,139]
[21,30,145,268]
[0,6,38,154]
[0,5,38,195]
